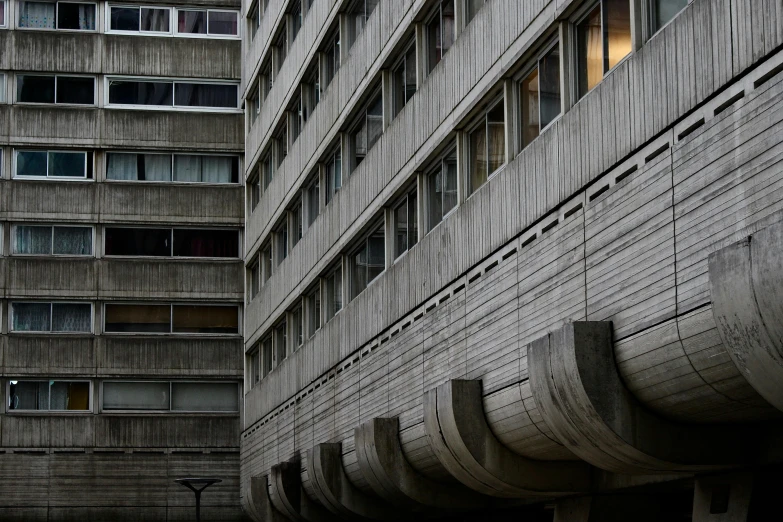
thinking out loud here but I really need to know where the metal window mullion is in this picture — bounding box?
[48,302,53,332]
[169,382,173,411]
[169,304,173,333]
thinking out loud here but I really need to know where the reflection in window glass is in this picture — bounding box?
[426,0,455,73]
[178,9,206,33]
[103,381,170,410]
[428,149,457,230]
[208,10,237,35]
[141,7,170,31]
[577,0,631,98]
[650,0,688,33]
[172,305,238,334]
[9,380,90,411]
[520,45,561,148]
[469,101,505,194]
[111,6,140,31]
[325,266,342,319]
[352,224,384,299]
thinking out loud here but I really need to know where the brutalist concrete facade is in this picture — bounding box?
[0,1,247,520]
[241,0,783,521]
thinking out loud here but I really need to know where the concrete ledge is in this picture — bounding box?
[243,475,290,522]
[269,458,339,522]
[423,379,591,498]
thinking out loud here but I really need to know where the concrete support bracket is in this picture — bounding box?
[269,457,341,522]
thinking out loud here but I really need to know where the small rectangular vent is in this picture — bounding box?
[502,248,518,260]
[754,63,783,88]
[541,220,558,234]
[564,203,583,220]
[484,260,498,273]
[677,118,705,140]
[521,234,537,247]
[644,143,670,163]
[713,91,744,116]
[589,185,609,202]
[615,165,638,184]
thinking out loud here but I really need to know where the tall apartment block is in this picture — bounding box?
[0,1,247,520]
[241,0,783,520]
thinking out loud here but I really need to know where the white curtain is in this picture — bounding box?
[202,156,232,183]
[76,4,95,30]
[12,303,51,331]
[106,153,138,180]
[19,1,55,28]
[143,154,172,181]
[51,303,91,332]
[53,227,92,255]
[173,154,201,182]
[15,226,52,254]
[11,381,49,410]
[103,382,170,410]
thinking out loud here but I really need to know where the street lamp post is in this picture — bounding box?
[175,477,222,522]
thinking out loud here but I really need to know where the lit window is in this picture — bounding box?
[649,0,688,34]
[15,149,91,179]
[107,78,239,109]
[394,188,418,259]
[392,38,417,117]
[16,74,94,105]
[350,88,383,172]
[426,0,455,73]
[102,381,238,411]
[8,380,90,411]
[109,5,170,33]
[427,148,458,230]
[104,304,239,334]
[104,227,239,258]
[351,222,385,299]
[13,225,93,256]
[576,0,631,98]
[468,99,505,194]
[11,302,92,332]
[106,152,238,183]
[520,42,561,149]
[176,8,238,36]
[18,1,96,31]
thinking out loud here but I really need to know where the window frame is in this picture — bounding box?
[102,302,241,336]
[425,0,456,74]
[9,301,94,334]
[102,225,241,259]
[15,73,97,106]
[17,0,98,32]
[0,0,7,28]
[425,144,458,231]
[100,380,240,413]
[104,151,240,185]
[11,223,95,257]
[13,149,92,180]
[349,219,385,300]
[392,186,418,261]
[6,379,93,413]
[515,37,562,151]
[391,36,417,117]
[348,86,383,173]
[104,76,241,112]
[646,0,689,38]
[466,96,506,195]
[173,7,240,39]
[324,142,342,204]
[106,4,173,35]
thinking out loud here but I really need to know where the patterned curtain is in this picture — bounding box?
[19,1,55,29]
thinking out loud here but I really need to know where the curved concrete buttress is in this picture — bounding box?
[527,321,750,474]
[355,416,494,511]
[305,442,401,521]
[423,379,592,498]
[269,458,342,522]
[243,475,292,522]
[709,223,783,413]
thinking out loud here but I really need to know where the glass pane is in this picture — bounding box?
[175,83,237,108]
[48,151,86,177]
[56,76,94,104]
[16,150,47,177]
[15,226,52,254]
[57,2,96,30]
[367,228,385,284]
[104,227,170,256]
[50,382,90,410]
[104,304,171,333]
[577,5,602,98]
[605,0,631,70]
[469,126,487,193]
[0,2,5,26]
[106,153,139,181]
[520,67,540,148]
[332,269,342,313]
[465,0,485,23]
[9,381,49,410]
[251,351,260,385]
[366,93,383,151]
[651,0,688,32]
[109,80,173,105]
[395,202,407,258]
[110,6,139,31]
[53,226,92,255]
[443,152,458,215]
[275,322,287,362]
[51,303,91,332]
[441,1,455,55]
[262,247,272,282]
[292,307,303,347]
[409,192,418,250]
[142,154,172,181]
[392,62,405,117]
[173,228,239,258]
[539,46,561,130]
[309,289,321,335]
[141,8,169,32]
[202,156,235,183]
[103,381,170,410]
[404,44,417,104]
[172,305,238,334]
[487,102,506,175]
[173,154,201,182]
[12,303,51,331]
[428,170,444,229]
[353,246,368,298]
[262,338,273,376]
[308,180,319,226]
[17,75,55,103]
[172,382,238,412]
[426,13,440,71]
[18,1,55,28]
[208,10,237,35]
[178,9,206,33]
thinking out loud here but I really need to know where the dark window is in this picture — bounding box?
[17,75,55,103]
[178,9,206,33]
[105,228,171,257]
[465,0,486,24]
[468,100,505,193]
[111,6,140,31]
[58,2,96,30]
[351,223,384,298]
[520,44,561,148]
[172,305,238,334]
[306,176,319,226]
[9,380,90,411]
[208,10,237,35]
[110,6,170,32]
[141,8,170,31]
[56,76,94,104]
[394,190,417,258]
[323,30,340,88]
[18,1,95,30]
[275,321,287,363]
[109,80,173,105]
[105,304,170,333]
[15,150,90,178]
[325,146,342,203]
[308,287,321,336]
[325,265,342,319]
[262,337,273,376]
[351,90,383,171]
[11,302,91,332]
[649,0,688,33]
[427,0,455,73]
[392,40,417,117]
[290,201,302,249]
[428,149,458,230]
[292,305,303,348]
[172,229,239,258]
[174,83,237,108]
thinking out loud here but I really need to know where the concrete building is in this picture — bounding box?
[240,0,783,521]
[0,1,247,520]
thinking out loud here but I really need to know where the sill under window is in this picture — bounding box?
[104,104,242,114]
[5,410,92,416]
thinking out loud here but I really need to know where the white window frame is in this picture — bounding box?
[102,302,241,336]
[6,379,93,413]
[102,225,241,259]
[9,301,94,334]
[13,149,91,180]
[105,4,174,36]
[0,0,7,29]
[104,151,240,184]
[104,76,242,113]
[16,0,98,32]
[0,73,6,103]
[11,223,95,257]
[14,73,97,106]
[100,380,240,413]
[173,7,240,39]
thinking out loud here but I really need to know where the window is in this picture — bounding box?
[8,380,90,411]
[0,0,6,27]
[102,381,238,411]
[104,227,239,258]
[465,0,486,25]
[249,256,261,299]
[274,122,288,166]
[306,173,320,226]
[260,336,273,376]
[0,74,5,102]
[104,304,239,334]
[262,149,275,189]
[468,99,505,194]
[307,287,321,337]
[275,220,288,265]
[323,28,341,89]
[427,148,458,230]
[325,264,342,319]
[426,0,455,73]
[249,347,260,388]
[350,89,383,172]
[18,1,96,31]
[249,174,261,212]
[275,321,287,363]
[649,0,688,33]
[290,199,303,250]
[302,65,320,122]
[261,60,274,100]
[106,153,239,183]
[392,38,417,117]
[249,0,268,40]
[17,75,94,105]
[109,5,171,33]
[325,145,342,203]
[107,79,239,109]
[347,0,378,48]
[394,189,418,259]
[291,305,303,349]
[176,8,238,37]
[520,42,561,149]
[262,243,273,282]
[351,222,384,299]
[248,81,261,126]
[289,0,301,44]
[13,225,93,255]
[576,0,631,99]
[290,94,302,142]
[11,302,92,332]
[15,150,91,179]
[274,29,287,74]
